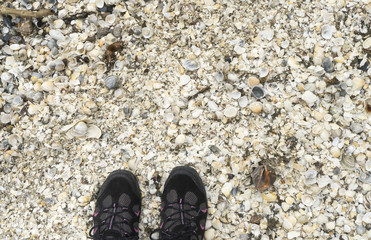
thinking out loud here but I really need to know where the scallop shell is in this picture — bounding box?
[341,154,355,170]
[302,195,314,207]
[62,120,101,139]
[321,24,333,39]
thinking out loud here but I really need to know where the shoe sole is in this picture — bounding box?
[97,169,141,199]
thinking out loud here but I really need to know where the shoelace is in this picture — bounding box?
[150,200,200,240]
[89,205,139,240]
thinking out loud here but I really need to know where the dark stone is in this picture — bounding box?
[322,57,334,73]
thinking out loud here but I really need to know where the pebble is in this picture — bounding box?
[301,91,318,107]
[0,114,11,124]
[251,86,265,99]
[224,106,238,118]
[322,57,334,73]
[362,212,371,224]
[175,134,186,145]
[248,77,260,87]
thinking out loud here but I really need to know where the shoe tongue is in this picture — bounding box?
[103,229,122,239]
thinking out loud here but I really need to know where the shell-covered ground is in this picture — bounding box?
[1,0,370,239]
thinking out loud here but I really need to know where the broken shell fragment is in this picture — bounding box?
[251,165,276,191]
[62,120,102,139]
[302,195,314,207]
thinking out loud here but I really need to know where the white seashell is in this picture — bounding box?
[208,101,219,112]
[230,90,241,99]
[8,134,22,148]
[304,169,317,185]
[302,195,314,207]
[227,73,238,81]
[239,96,248,108]
[366,160,371,172]
[54,59,65,71]
[70,121,88,137]
[9,44,21,51]
[142,27,153,39]
[359,171,371,184]
[62,120,102,139]
[321,24,333,40]
[179,75,191,86]
[283,216,297,230]
[224,106,238,118]
[317,175,331,188]
[49,29,65,41]
[259,68,269,78]
[41,81,54,92]
[362,212,371,224]
[86,125,102,139]
[105,14,116,25]
[183,59,199,71]
[95,0,104,8]
[84,42,95,52]
[54,19,65,29]
[363,37,371,50]
[214,72,224,82]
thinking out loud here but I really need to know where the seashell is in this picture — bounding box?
[362,212,371,224]
[248,77,260,87]
[239,96,248,108]
[321,24,333,40]
[1,72,14,82]
[183,59,200,71]
[251,165,276,192]
[214,72,224,82]
[93,62,107,76]
[262,192,277,202]
[224,106,238,118]
[104,75,120,89]
[8,134,22,148]
[366,160,371,172]
[132,26,142,38]
[41,81,54,92]
[249,102,263,114]
[341,154,355,170]
[62,120,102,139]
[259,68,269,78]
[251,86,265,99]
[363,37,371,50]
[230,90,241,99]
[105,14,116,25]
[54,19,65,29]
[179,75,191,86]
[113,60,124,71]
[54,59,65,71]
[359,171,371,184]
[301,195,314,207]
[142,27,153,39]
[304,169,317,185]
[84,42,95,52]
[95,0,104,8]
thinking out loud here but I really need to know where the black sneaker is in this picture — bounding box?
[89,170,141,240]
[150,166,208,240]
